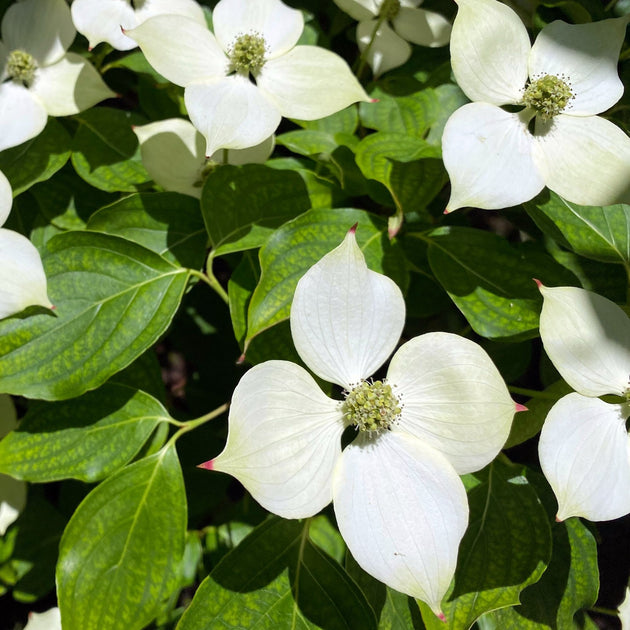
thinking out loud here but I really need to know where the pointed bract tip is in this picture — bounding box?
[370,98,380,103]
[197,459,214,471]
[120,25,126,34]
[437,612,446,623]
[50,304,56,311]
[443,207,452,215]
[555,514,563,523]
[349,223,358,235]
[515,402,528,413]
[88,45,93,52]
[236,353,246,365]
[533,278,543,290]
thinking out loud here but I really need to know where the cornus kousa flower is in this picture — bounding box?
[71,0,206,51]
[0,171,52,319]
[537,283,630,521]
[133,118,274,198]
[126,0,370,157]
[0,0,114,152]
[332,0,451,76]
[0,395,26,537]
[442,0,630,211]
[200,228,517,617]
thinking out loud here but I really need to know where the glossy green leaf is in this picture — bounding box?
[0,118,71,195]
[87,192,207,268]
[427,227,576,339]
[425,84,469,145]
[244,207,409,349]
[0,231,190,400]
[57,445,186,630]
[276,129,358,156]
[294,106,358,135]
[478,518,598,629]
[0,383,169,482]
[201,164,312,256]
[71,108,151,192]
[178,517,377,630]
[526,191,630,265]
[420,458,552,629]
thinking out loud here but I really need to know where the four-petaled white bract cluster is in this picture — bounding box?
[537,284,630,522]
[202,228,516,617]
[71,0,207,51]
[125,0,370,157]
[0,171,52,320]
[442,0,630,211]
[133,118,274,199]
[332,0,451,76]
[0,0,114,153]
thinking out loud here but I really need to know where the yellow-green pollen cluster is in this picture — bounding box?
[343,380,401,434]
[379,0,401,20]
[6,49,37,87]
[228,33,267,76]
[522,74,573,121]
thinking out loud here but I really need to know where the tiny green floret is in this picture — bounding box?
[228,33,267,76]
[343,380,401,434]
[522,74,573,121]
[6,50,37,87]
[379,0,401,20]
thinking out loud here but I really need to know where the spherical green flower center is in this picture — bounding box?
[6,49,37,87]
[343,380,401,434]
[522,74,573,121]
[379,0,401,20]
[228,33,267,76]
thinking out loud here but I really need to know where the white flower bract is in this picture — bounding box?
[537,284,630,521]
[442,0,630,211]
[71,0,207,51]
[204,228,516,617]
[125,0,370,156]
[133,118,274,198]
[0,0,114,152]
[333,0,451,76]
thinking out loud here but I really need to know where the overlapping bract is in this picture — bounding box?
[442,0,630,211]
[537,284,630,521]
[126,0,369,156]
[205,229,515,616]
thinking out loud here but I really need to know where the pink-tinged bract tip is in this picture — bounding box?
[197,460,214,471]
[533,278,543,289]
[437,612,446,623]
[443,207,452,215]
[349,223,358,235]
[515,403,528,413]
[236,353,246,365]
[555,515,563,523]
[50,304,56,311]
[370,98,380,103]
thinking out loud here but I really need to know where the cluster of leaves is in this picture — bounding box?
[1,0,630,629]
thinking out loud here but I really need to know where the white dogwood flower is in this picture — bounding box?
[442,0,630,211]
[125,0,370,156]
[537,284,630,521]
[133,118,274,198]
[71,0,206,51]
[0,170,52,320]
[333,0,451,75]
[24,607,62,630]
[201,228,516,617]
[0,0,114,152]
[0,395,26,536]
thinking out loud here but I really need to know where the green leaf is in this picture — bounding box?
[57,444,187,630]
[425,84,469,145]
[478,518,598,629]
[294,106,358,135]
[420,458,552,629]
[0,383,169,482]
[525,191,630,266]
[71,108,151,192]
[201,164,313,256]
[426,227,576,339]
[87,192,207,268]
[0,118,71,195]
[276,130,348,156]
[244,207,409,349]
[178,517,377,630]
[0,231,190,400]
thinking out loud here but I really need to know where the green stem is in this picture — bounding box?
[169,402,230,436]
[589,605,619,616]
[508,385,556,400]
[355,14,388,81]
[191,261,229,305]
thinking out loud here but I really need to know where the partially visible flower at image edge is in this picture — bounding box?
[332,0,451,76]
[537,283,630,522]
[200,227,518,617]
[125,0,370,157]
[0,170,52,320]
[23,607,62,630]
[442,0,630,211]
[71,0,207,51]
[0,0,114,152]
[133,118,274,199]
